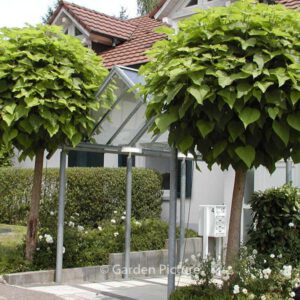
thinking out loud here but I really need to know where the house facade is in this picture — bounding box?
[14,0,300,243]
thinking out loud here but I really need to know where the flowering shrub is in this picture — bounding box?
[247,185,300,265]
[32,211,197,270]
[171,247,300,300]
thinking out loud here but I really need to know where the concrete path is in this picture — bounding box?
[0,284,62,300]
[24,276,193,300]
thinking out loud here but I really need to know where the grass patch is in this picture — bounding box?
[0,224,30,274]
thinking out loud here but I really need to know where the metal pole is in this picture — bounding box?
[124,153,132,279]
[55,150,67,283]
[286,158,292,184]
[168,148,178,298]
[179,158,186,265]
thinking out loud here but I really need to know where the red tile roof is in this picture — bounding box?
[52,1,136,40]
[101,16,164,68]
[276,0,300,8]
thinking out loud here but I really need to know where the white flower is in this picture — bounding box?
[281,265,292,279]
[263,268,271,279]
[44,234,53,244]
[121,216,126,220]
[98,226,103,231]
[114,210,117,214]
[242,288,248,295]
[74,213,79,217]
[68,221,75,227]
[63,247,65,254]
[77,225,84,232]
[135,221,142,227]
[50,211,54,216]
[233,285,240,294]
[114,232,119,237]
[277,254,282,259]
[196,253,201,258]
[290,291,296,297]
[252,249,258,255]
[123,211,126,215]
[36,248,40,251]
[261,295,266,300]
[270,254,275,258]
[289,222,295,228]
[39,235,43,240]
[111,219,116,224]
[200,271,206,277]
[249,294,255,299]
[190,254,196,261]
[184,258,189,264]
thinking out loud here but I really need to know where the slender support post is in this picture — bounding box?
[168,148,178,298]
[286,158,292,184]
[179,158,186,264]
[202,206,209,259]
[55,150,67,283]
[124,154,133,279]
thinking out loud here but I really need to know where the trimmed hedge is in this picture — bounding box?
[0,167,162,225]
[247,184,300,265]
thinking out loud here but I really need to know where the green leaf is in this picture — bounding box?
[241,38,256,50]
[213,141,227,159]
[216,71,233,88]
[71,133,82,147]
[187,85,210,104]
[253,53,265,69]
[178,135,194,153]
[239,108,261,128]
[255,81,273,93]
[188,72,204,86]
[235,145,255,168]
[287,113,300,131]
[218,89,236,109]
[166,84,183,104]
[291,90,300,106]
[155,109,178,133]
[267,107,279,120]
[2,113,14,126]
[196,120,214,138]
[228,121,244,142]
[4,103,16,115]
[237,82,252,98]
[272,120,289,146]
[3,129,18,145]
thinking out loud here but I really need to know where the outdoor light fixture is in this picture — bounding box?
[121,147,142,155]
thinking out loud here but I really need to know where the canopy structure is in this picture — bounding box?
[65,66,172,157]
[56,66,200,297]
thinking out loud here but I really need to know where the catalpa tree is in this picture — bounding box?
[0,25,113,260]
[139,0,300,264]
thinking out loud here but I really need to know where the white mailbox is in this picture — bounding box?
[198,205,227,259]
[198,205,227,237]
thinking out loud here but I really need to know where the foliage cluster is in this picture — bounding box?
[0,167,162,225]
[139,0,300,173]
[32,213,197,270]
[0,25,113,160]
[171,248,300,300]
[0,144,13,167]
[247,185,300,265]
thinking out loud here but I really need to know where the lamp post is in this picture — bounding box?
[121,146,142,279]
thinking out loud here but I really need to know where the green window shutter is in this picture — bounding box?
[177,160,193,198]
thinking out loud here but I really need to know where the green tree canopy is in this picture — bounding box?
[140,0,300,173]
[0,25,112,160]
[139,0,300,265]
[0,25,113,260]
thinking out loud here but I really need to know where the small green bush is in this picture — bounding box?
[247,185,300,265]
[0,167,162,225]
[170,285,232,300]
[32,214,197,270]
[0,145,13,167]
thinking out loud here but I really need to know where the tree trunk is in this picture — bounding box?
[226,168,247,266]
[25,148,45,261]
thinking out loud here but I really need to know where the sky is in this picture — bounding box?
[0,0,138,28]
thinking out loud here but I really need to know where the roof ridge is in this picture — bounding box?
[62,1,131,23]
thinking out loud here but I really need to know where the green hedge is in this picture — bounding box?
[0,168,162,225]
[247,184,300,265]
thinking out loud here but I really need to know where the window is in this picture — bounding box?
[75,27,83,36]
[186,0,198,6]
[68,151,104,167]
[118,154,135,167]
